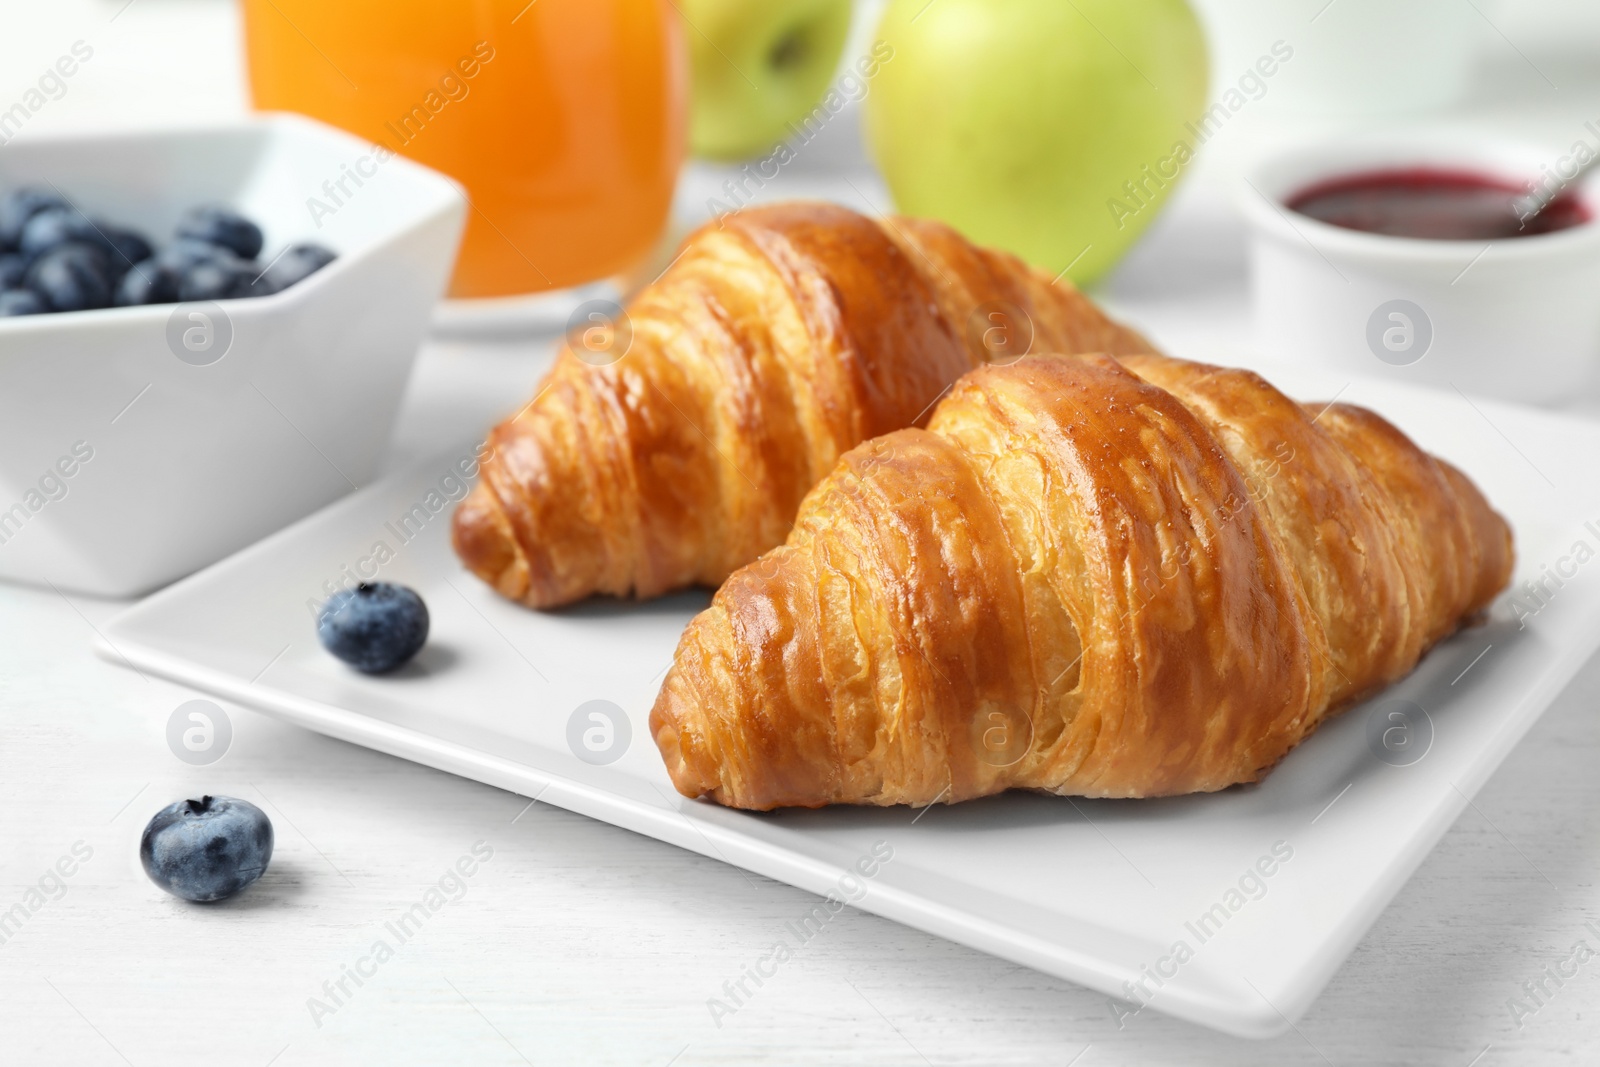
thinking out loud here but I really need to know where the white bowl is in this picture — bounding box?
[1239,134,1600,405]
[0,114,465,597]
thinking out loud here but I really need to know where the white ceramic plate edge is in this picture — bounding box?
[88,377,1600,1038]
[94,585,1600,1040]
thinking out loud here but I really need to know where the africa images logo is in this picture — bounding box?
[1366,299,1433,367]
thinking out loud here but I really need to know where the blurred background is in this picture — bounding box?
[7,0,1599,310]
[6,0,1600,418]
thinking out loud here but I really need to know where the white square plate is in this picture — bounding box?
[97,364,1600,1037]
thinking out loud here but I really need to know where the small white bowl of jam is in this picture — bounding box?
[1239,135,1600,405]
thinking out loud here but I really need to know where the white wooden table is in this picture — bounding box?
[3,2,1600,1063]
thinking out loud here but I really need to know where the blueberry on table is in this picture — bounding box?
[262,243,338,293]
[177,205,264,260]
[0,289,46,316]
[140,795,274,903]
[115,261,182,306]
[0,186,67,251]
[318,582,430,674]
[26,244,112,312]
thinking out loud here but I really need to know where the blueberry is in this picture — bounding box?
[177,205,264,260]
[140,795,274,903]
[178,257,255,301]
[17,207,148,276]
[115,261,182,306]
[318,582,430,674]
[261,243,338,294]
[0,253,27,289]
[0,289,46,316]
[26,244,112,311]
[102,225,154,274]
[19,206,103,257]
[157,237,239,272]
[0,187,67,251]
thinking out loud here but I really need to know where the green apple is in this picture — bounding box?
[683,0,854,160]
[864,0,1209,285]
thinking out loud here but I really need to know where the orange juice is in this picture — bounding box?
[241,0,685,298]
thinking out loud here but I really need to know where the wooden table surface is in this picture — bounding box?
[4,2,1600,1063]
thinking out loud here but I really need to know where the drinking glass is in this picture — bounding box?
[241,0,685,298]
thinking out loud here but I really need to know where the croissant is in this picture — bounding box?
[452,202,1156,608]
[650,352,1514,810]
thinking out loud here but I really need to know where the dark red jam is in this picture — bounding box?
[1286,167,1590,240]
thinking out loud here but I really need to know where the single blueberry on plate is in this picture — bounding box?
[178,258,255,301]
[318,582,430,674]
[176,205,264,260]
[0,187,67,251]
[0,289,46,316]
[26,244,112,311]
[115,261,183,306]
[140,795,274,903]
[262,243,338,293]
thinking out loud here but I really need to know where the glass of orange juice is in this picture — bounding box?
[240,0,685,299]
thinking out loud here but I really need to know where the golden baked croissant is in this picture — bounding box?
[452,202,1156,608]
[650,352,1514,810]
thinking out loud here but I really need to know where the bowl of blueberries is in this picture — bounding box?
[0,114,465,597]
[0,195,337,317]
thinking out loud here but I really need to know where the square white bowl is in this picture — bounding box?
[0,113,465,597]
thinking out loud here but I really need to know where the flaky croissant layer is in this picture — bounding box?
[452,201,1156,608]
[651,353,1514,810]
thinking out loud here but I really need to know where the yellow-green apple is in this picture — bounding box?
[683,0,854,160]
[864,0,1209,285]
